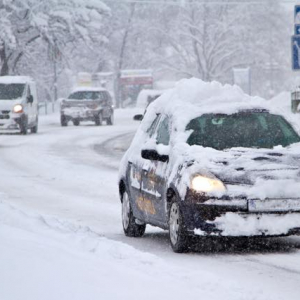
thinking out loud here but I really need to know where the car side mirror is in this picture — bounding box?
[27,95,34,104]
[141,149,169,162]
[133,114,143,121]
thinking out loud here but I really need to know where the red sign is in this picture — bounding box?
[120,77,153,86]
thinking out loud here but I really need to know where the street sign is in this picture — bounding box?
[292,35,300,71]
[295,5,300,24]
[295,24,300,35]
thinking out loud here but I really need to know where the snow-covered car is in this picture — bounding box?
[60,87,114,126]
[0,76,39,134]
[133,89,165,121]
[136,89,164,109]
[119,78,300,252]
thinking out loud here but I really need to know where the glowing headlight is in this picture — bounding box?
[191,175,226,193]
[13,104,23,113]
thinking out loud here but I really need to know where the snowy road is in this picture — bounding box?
[1,110,300,300]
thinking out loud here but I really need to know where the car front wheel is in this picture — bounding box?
[169,200,190,253]
[95,114,102,126]
[122,190,146,237]
[107,113,114,125]
[30,117,38,133]
[61,115,68,127]
[73,119,80,126]
[20,117,28,135]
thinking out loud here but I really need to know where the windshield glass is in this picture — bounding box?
[186,112,300,150]
[68,91,103,100]
[0,84,25,100]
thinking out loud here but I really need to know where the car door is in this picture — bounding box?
[141,115,170,225]
[127,114,162,222]
[25,85,34,124]
[29,82,38,124]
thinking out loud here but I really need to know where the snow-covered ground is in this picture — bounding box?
[1,107,300,300]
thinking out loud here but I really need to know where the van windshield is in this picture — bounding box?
[0,84,25,100]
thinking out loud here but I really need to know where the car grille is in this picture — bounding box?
[0,110,10,119]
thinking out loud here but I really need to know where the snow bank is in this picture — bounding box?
[145,78,269,132]
[0,201,264,300]
[208,212,300,237]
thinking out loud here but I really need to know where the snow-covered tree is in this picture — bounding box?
[0,0,110,103]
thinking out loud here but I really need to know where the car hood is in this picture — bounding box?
[0,99,23,110]
[213,149,300,184]
[183,145,300,199]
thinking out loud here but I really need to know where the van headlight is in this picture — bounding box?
[13,104,23,113]
[191,175,226,193]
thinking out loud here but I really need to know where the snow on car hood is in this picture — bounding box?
[176,142,300,200]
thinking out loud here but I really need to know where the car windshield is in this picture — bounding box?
[186,112,300,150]
[0,84,25,100]
[68,91,102,100]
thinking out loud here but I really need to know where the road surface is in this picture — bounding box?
[1,110,300,300]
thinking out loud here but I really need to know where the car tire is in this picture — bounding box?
[30,117,38,133]
[95,113,102,126]
[20,117,28,135]
[73,119,80,126]
[122,190,146,237]
[169,200,190,253]
[107,112,114,126]
[61,115,68,127]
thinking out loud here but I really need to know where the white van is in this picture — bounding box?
[0,76,38,134]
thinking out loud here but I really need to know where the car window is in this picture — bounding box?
[156,116,170,145]
[147,114,161,137]
[0,84,25,100]
[68,91,103,100]
[27,86,31,97]
[186,112,300,150]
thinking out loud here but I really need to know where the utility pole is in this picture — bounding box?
[53,59,57,112]
[52,38,58,113]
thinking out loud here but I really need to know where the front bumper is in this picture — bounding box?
[183,190,300,237]
[61,107,99,121]
[0,113,24,131]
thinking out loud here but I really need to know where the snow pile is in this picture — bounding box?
[210,212,300,237]
[271,91,291,113]
[0,201,263,300]
[145,78,269,132]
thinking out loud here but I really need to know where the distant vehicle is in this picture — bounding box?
[60,87,114,126]
[0,76,38,134]
[133,89,164,121]
[136,89,164,109]
[119,79,300,253]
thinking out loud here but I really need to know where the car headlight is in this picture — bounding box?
[13,104,23,113]
[191,175,226,193]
